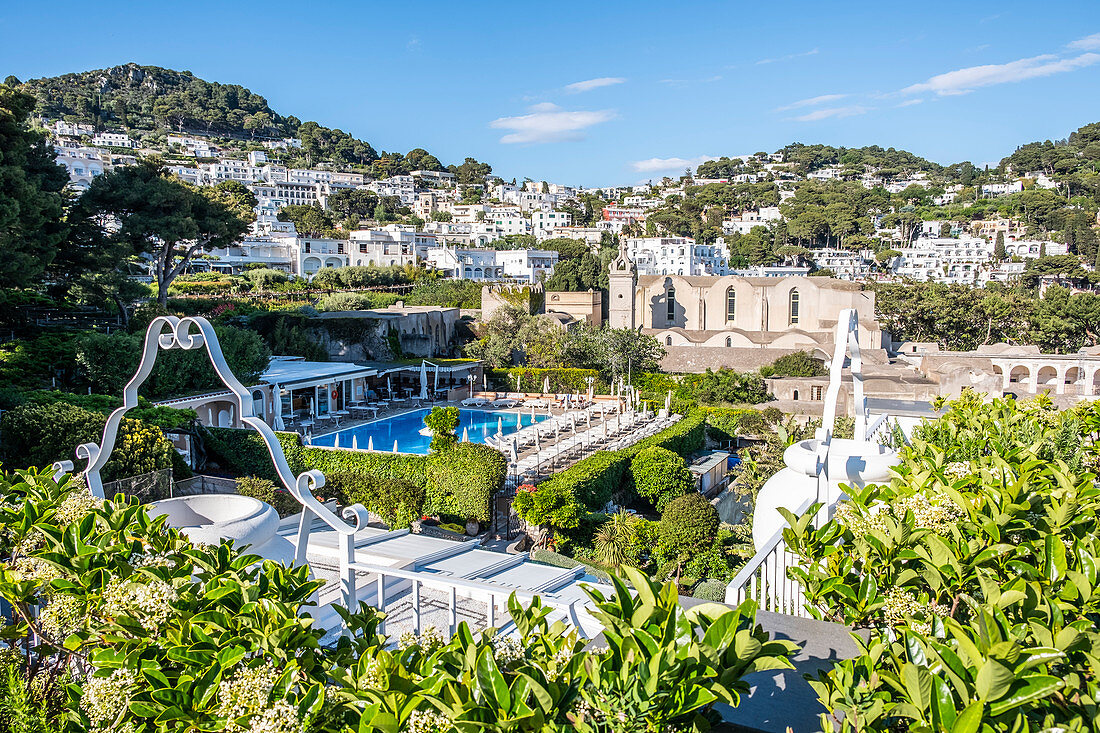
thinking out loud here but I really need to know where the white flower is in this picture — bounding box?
[39,593,83,638]
[405,708,451,733]
[360,658,386,688]
[6,556,61,590]
[881,587,949,635]
[249,699,304,733]
[218,664,279,726]
[943,462,970,481]
[82,667,140,726]
[398,626,445,652]
[55,490,103,524]
[130,551,177,569]
[491,635,525,667]
[102,578,177,628]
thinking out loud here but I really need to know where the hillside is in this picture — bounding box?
[16,63,450,173]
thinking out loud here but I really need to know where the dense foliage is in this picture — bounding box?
[202,428,504,523]
[782,392,1100,731]
[0,470,796,732]
[628,446,694,512]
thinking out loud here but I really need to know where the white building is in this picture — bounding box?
[90,132,136,149]
[424,247,557,283]
[982,181,1024,197]
[892,236,996,284]
[496,249,559,282]
[625,237,731,276]
[50,120,94,138]
[808,248,875,280]
[348,227,436,267]
[54,145,109,189]
[531,210,572,237]
[722,207,781,235]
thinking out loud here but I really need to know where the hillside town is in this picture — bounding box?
[3,43,1100,733]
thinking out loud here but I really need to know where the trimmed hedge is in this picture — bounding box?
[530,547,612,583]
[201,427,505,523]
[486,368,605,394]
[534,410,707,512]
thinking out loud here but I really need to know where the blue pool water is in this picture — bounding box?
[311,408,549,454]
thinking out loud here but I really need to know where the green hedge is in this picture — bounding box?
[201,427,505,522]
[486,368,605,394]
[530,547,612,583]
[535,411,707,512]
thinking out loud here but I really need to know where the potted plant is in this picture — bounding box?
[465,516,480,536]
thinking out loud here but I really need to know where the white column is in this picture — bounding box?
[1056,365,1067,395]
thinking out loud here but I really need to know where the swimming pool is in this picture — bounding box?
[311,408,549,454]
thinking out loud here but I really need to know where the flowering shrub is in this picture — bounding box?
[781,393,1100,731]
[0,469,797,732]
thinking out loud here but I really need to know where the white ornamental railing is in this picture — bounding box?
[725,308,884,613]
[51,316,371,615]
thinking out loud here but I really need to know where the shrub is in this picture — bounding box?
[759,350,826,378]
[693,578,728,602]
[693,368,771,406]
[424,406,458,453]
[324,470,424,529]
[245,267,288,290]
[658,492,719,570]
[513,481,583,537]
[0,474,796,733]
[530,547,612,582]
[317,291,399,312]
[438,522,466,535]
[630,446,694,512]
[202,428,503,523]
[235,475,301,518]
[0,402,172,482]
[593,509,640,568]
[486,367,603,394]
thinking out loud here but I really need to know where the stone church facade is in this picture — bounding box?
[607,242,883,370]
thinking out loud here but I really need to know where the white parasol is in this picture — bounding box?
[419,361,429,400]
[462,427,469,442]
[368,436,374,451]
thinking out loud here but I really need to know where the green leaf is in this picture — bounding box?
[951,701,983,733]
[988,675,1063,716]
[974,659,1013,702]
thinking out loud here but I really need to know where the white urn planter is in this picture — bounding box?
[751,438,899,552]
[148,494,297,566]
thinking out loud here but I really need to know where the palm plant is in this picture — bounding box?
[593,508,639,568]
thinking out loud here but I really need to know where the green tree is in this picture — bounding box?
[0,85,69,289]
[78,162,249,307]
[561,324,665,379]
[424,406,459,453]
[630,446,694,512]
[657,492,719,573]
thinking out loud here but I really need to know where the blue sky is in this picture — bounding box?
[3,0,1100,185]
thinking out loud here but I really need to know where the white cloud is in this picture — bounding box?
[756,48,819,65]
[895,98,924,107]
[901,52,1100,95]
[490,103,615,144]
[630,155,718,173]
[1069,33,1100,50]
[792,105,872,122]
[564,77,625,93]
[775,93,848,111]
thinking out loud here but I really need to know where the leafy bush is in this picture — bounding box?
[512,481,584,539]
[0,402,172,482]
[324,469,424,529]
[76,325,270,399]
[245,267,289,290]
[530,547,612,582]
[317,291,399,312]
[693,368,771,406]
[629,446,694,512]
[782,394,1100,730]
[0,472,797,733]
[759,350,826,378]
[485,367,603,394]
[235,475,302,518]
[202,428,503,523]
[423,406,458,453]
[658,492,719,571]
[438,522,466,535]
[694,578,728,602]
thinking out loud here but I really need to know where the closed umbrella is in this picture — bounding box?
[419,361,429,400]
[393,440,399,453]
[530,405,536,422]
[368,436,374,451]
[543,376,550,394]
[570,412,577,433]
[516,372,522,393]
[462,426,469,442]
[352,435,359,450]
[665,390,672,412]
[386,376,392,398]
[497,417,504,435]
[509,437,518,463]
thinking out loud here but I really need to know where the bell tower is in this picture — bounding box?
[608,240,636,329]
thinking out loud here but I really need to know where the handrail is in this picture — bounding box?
[51,316,370,614]
[725,497,814,615]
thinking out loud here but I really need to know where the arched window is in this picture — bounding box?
[666,286,676,323]
[725,336,732,347]
[792,389,800,401]
[665,335,673,346]
[788,289,800,325]
[725,287,736,321]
